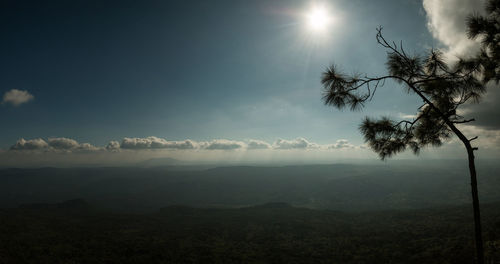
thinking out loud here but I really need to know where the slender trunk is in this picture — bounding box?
[448,123,484,264]
[465,143,484,264]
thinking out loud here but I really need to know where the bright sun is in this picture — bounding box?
[307,7,330,31]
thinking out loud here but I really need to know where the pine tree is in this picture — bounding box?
[466,0,500,84]
[321,27,487,263]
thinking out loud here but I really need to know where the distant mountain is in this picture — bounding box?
[136,157,185,167]
[19,198,90,210]
[0,163,499,212]
[250,202,292,209]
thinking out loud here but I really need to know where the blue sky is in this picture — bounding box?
[0,0,497,166]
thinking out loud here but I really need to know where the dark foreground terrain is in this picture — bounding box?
[1,199,499,264]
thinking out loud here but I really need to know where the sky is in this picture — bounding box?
[0,0,498,166]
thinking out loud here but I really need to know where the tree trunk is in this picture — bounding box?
[432,118,484,264]
[442,119,484,264]
[465,144,484,264]
[390,71,485,263]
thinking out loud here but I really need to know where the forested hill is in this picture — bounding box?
[0,162,499,212]
[0,200,499,263]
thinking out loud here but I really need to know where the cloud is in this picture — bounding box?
[119,137,197,150]
[2,89,34,106]
[48,138,100,152]
[202,139,245,150]
[120,137,160,149]
[77,143,100,152]
[7,136,367,155]
[110,137,264,151]
[165,140,198,149]
[273,138,316,149]
[398,113,417,119]
[48,137,80,150]
[328,139,355,149]
[459,83,500,130]
[423,0,500,131]
[247,139,272,150]
[10,137,99,152]
[113,137,352,151]
[106,141,121,151]
[10,138,49,150]
[422,0,485,59]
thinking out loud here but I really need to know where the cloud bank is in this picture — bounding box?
[3,135,499,167]
[273,138,316,149]
[120,137,197,150]
[2,89,34,106]
[10,138,99,152]
[328,139,355,149]
[247,139,272,150]
[202,139,246,150]
[8,136,358,153]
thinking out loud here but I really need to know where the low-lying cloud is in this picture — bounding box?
[11,138,99,152]
[202,139,246,150]
[247,139,272,150]
[120,137,197,150]
[10,138,48,150]
[106,141,121,151]
[328,139,355,149]
[273,138,316,149]
[4,136,499,167]
[8,136,361,152]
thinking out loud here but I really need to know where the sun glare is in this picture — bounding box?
[307,6,330,31]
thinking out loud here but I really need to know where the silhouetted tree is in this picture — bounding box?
[321,27,488,263]
[466,0,500,84]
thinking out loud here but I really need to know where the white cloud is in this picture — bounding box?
[111,137,356,151]
[247,139,272,150]
[358,144,369,150]
[48,137,80,150]
[202,139,246,150]
[11,135,491,167]
[164,140,198,149]
[48,138,100,152]
[120,137,159,149]
[119,137,197,150]
[398,113,417,120]
[106,141,121,151]
[10,138,49,150]
[10,137,99,152]
[7,136,369,155]
[273,138,315,149]
[422,0,485,59]
[77,143,100,152]
[2,89,34,106]
[423,0,500,132]
[328,139,355,149]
